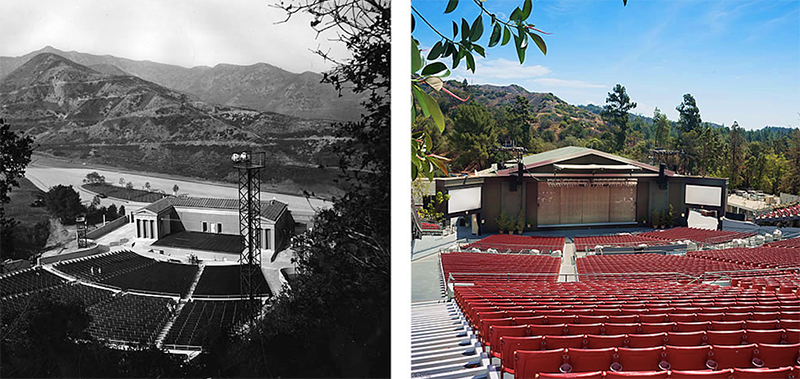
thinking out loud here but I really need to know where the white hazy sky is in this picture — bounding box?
[0,0,350,73]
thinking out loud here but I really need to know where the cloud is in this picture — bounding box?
[533,78,605,89]
[453,58,551,81]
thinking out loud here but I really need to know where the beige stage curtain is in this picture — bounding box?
[538,182,637,225]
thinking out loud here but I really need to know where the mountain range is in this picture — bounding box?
[0,46,364,122]
[0,51,344,197]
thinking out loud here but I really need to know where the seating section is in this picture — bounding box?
[163,299,255,346]
[462,234,565,253]
[730,275,800,294]
[688,247,800,269]
[193,265,271,296]
[756,203,800,223]
[0,268,65,297]
[86,293,175,345]
[574,234,668,252]
[420,222,441,230]
[766,237,800,249]
[55,250,199,295]
[440,251,561,283]
[577,254,774,281]
[638,227,755,245]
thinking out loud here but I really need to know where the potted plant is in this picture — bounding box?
[651,210,660,229]
[515,211,525,234]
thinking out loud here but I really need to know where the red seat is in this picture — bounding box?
[515,348,567,378]
[605,371,668,379]
[544,335,586,349]
[744,329,786,344]
[548,315,579,325]
[710,320,745,331]
[732,367,793,379]
[706,330,745,346]
[585,334,625,349]
[780,319,800,329]
[479,318,513,345]
[666,331,706,346]
[616,346,664,371]
[506,310,535,318]
[566,323,602,335]
[626,332,668,348]
[514,316,546,326]
[669,369,734,378]
[723,313,751,322]
[500,336,544,375]
[675,322,710,332]
[594,308,621,316]
[662,345,713,370]
[530,324,568,337]
[639,314,669,323]
[784,329,800,343]
[710,343,757,369]
[537,372,603,379]
[605,323,639,335]
[489,325,528,358]
[750,312,780,321]
[639,322,675,334]
[565,347,616,372]
[695,313,724,322]
[746,320,781,330]
[754,342,800,368]
[578,315,608,324]
[670,313,697,322]
[608,315,638,324]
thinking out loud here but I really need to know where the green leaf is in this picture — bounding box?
[412,86,431,117]
[443,41,455,57]
[411,98,416,121]
[510,7,522,22]
[411,38,422,73]
[417,89,445,133]
[488,23,501,47]
[427,41,444,60]
[452,21,458,38]
[424,133,433,153]
[530,31,547,55]
[452,47,463,69]
[502,26,511,46]
[514,34,526,63]
[411,15,415,33]
[445,0,459,14]
[421,62,447,76]
[461,19,470,41]
[465,51,475,73]
[411,163,418,180]
[522,0,532,20]
[429,155,450,176]
[622,0,627,5]
[473,44,485,57]
[425,76,444,92]
[470,15,483,42]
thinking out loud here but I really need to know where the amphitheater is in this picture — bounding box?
[412,227,800,379]
[0,248,280,357]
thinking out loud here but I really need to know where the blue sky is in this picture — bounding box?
[412,0,800,130]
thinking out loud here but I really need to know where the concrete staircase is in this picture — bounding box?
[155,264,204,347]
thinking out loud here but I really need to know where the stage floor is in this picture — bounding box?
[152,231,244,254]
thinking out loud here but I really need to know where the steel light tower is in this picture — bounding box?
[232,151,265,307]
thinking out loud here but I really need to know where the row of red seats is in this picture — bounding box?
[509,344,800,378]
[756,203,800,221]
[472,310,800,326]
[689,247,800,269]
[461,234,565,252]
[574,235,668,252]
[766,237,800,249]
[577,254,779,280]
[440,252,560,281]
[420,222,441,230]
[732,275,800,292]
[638,227,755,245]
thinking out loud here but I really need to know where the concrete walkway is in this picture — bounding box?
[412,253,446,303]
[558,239,577,282]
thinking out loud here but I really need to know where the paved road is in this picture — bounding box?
[25,160,329,222]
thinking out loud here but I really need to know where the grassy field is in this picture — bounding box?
[5,178,50,226]
[82,183,170,203]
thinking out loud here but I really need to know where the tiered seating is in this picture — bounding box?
[86,293,175,344]
[163,299,255,346]
[0,268,64,297]
[731,275,800,294]
[55,250,199,295]
[440,252,561,282]
[689,247,800,269]
[574,234,667,251]
[766,237,800,249]
[55,250,154,281]
[756,203,800,223]
[639,227,755,245]
[462,234,565,253]
[451,281,799,378]
[193,265,270,296]
[577,254,762,281]
[420,222,441,230]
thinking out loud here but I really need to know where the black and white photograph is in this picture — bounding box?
[0,0,389,377]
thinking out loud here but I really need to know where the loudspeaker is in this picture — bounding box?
[658,163,668,190]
